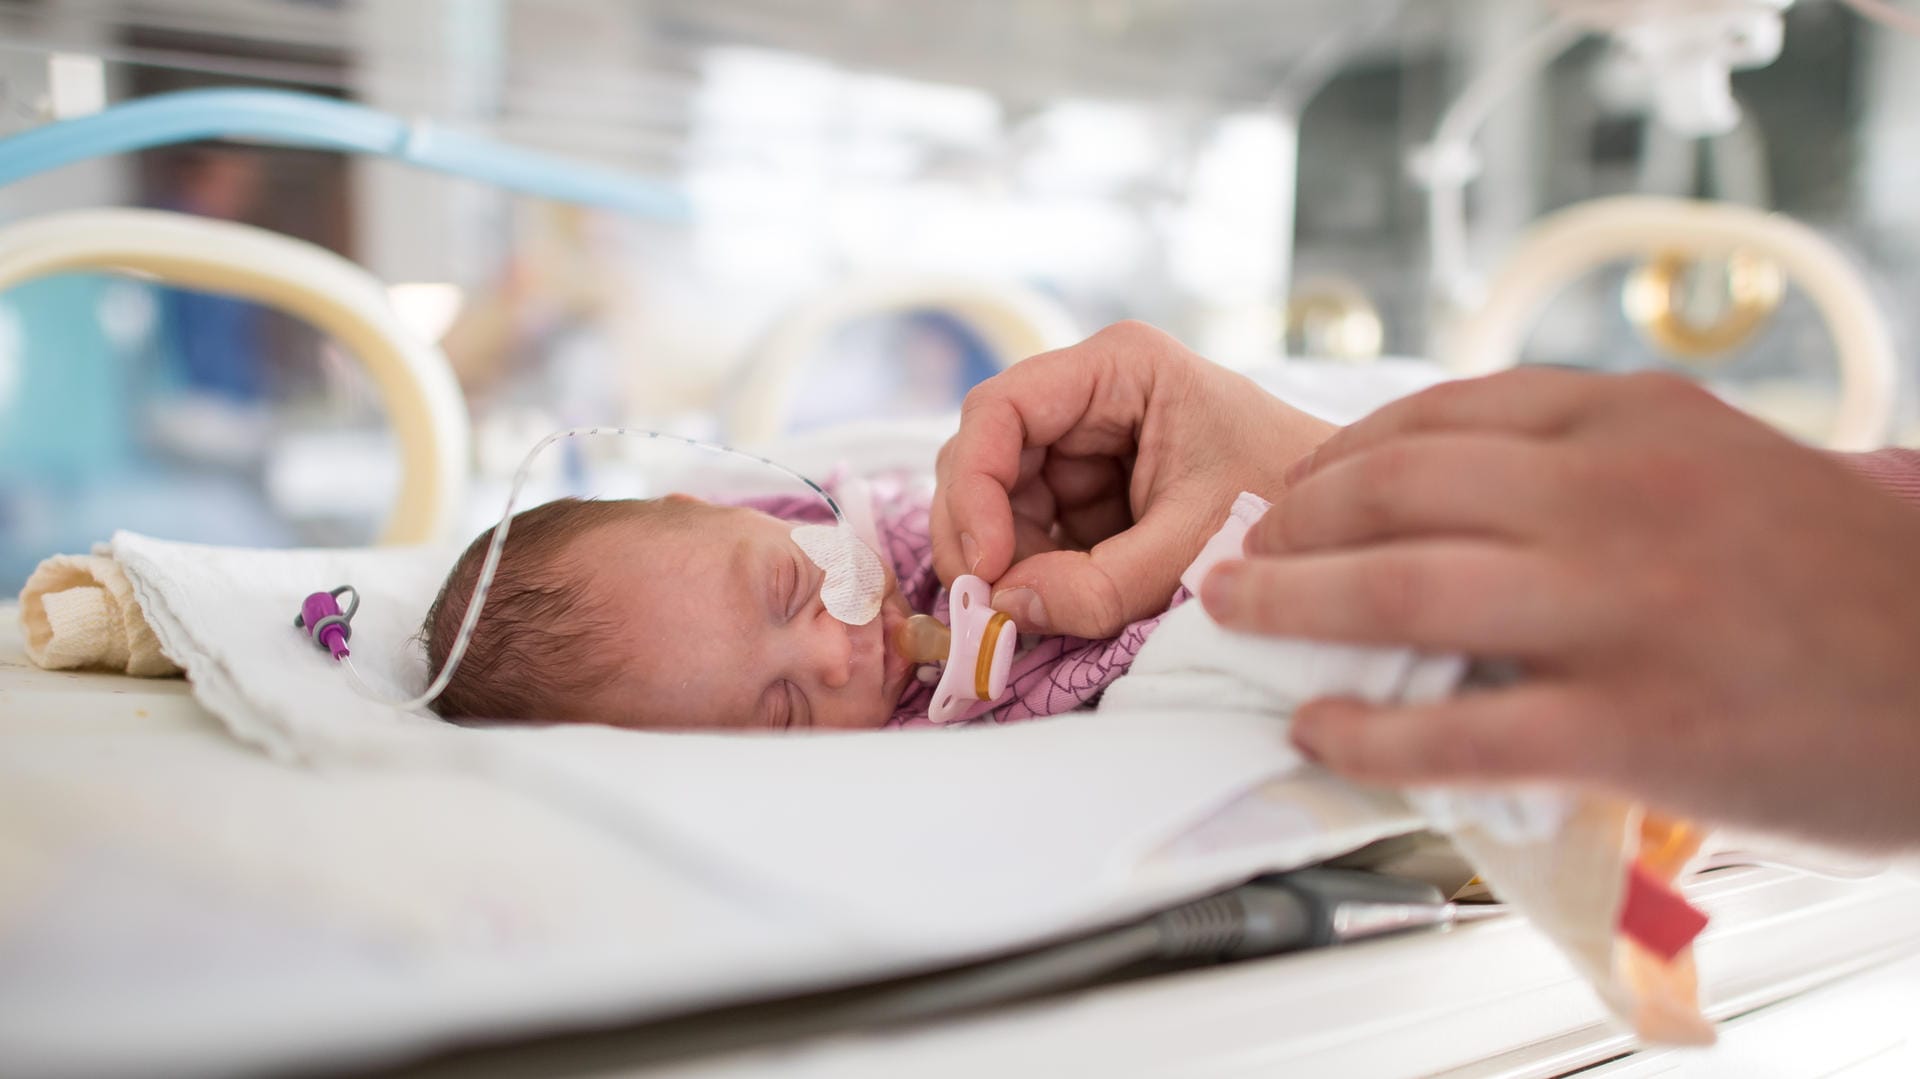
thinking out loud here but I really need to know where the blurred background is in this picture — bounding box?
[2,0,1916,592]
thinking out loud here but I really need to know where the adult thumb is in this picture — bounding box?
[987,508,1202,638]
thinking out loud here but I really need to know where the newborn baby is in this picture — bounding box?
[422,477,1185,730]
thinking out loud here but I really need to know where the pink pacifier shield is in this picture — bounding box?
[927,574,1019,725]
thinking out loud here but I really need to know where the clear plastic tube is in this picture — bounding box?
[1416,14,1586,314]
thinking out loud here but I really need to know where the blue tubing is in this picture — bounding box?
[0,87,687,219]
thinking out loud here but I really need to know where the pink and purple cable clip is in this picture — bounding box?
[294,585,358,661]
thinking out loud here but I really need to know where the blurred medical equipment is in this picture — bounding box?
[1621,247,1786,365]
[1409,1,1904,449]
[1443,195,1898,450]
[0,207,469,543]
[1283,276,1385,362]
[0,87,685,219]
[1416,0,1792,318]
[0,85,707,551]
[1838,0,1920,38]
[728,276,1080,442]
[728,868,1496,1031]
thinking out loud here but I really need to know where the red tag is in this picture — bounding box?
[1618,862,1710,962]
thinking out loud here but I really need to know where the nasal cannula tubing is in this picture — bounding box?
[338,426,847,713]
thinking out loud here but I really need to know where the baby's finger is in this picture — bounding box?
[1044,453,1132,550]
[1201,542,1589,657]
[1007,452,1057,526]
[1250,434,1566,556]
[1293,368,1599,485]
[1290,683,1606,786]
[1041,451,1125,510]
[1011,515,1065,565]
[990,499,1209,637]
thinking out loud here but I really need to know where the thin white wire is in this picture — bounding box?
[1423,0,1812,314]
[1419,14,1588,313]
[1839,0,1920,37]
[359,426,844,715]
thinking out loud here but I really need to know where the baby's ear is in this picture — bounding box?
[662,492,706,505]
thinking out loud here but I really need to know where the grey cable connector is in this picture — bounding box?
[814,869,1475,1031]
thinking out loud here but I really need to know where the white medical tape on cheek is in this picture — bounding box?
[792,523,885,625]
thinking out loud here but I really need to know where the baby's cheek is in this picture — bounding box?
[825,700,894,731]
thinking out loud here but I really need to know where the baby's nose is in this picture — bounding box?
[811,609,854,689]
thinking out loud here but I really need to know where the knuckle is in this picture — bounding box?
[1095,319,1162,347]
[1622,370,1716,411]
[1245,504,1293,554]
[1502,364,1583,394]
[1349,447,1417,533]
[1463,722,1537,778]
[1089,586,1128,637]
[1420,726,1492,777]
[1306,723,1375,775]
[1402,381,1467,424]
[1225,561,1289,632]
[1419,713,1533,780]
[1359,554,1429,632]
[1626,445,1710,510]
[958,381,997,419]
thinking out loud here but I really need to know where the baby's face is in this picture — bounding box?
[572,504,915,731]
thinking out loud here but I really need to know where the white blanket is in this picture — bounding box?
[107,522,1424,945]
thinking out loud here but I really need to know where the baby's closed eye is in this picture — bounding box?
[761,680,807,730]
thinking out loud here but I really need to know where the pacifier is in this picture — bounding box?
[892,574,1018,725]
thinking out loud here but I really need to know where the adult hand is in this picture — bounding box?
[1201,367,1920,845]
[932,321,1336,638]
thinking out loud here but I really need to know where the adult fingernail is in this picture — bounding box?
[960,531,982,573]
[992,587,1047,632]
[1201,561,1242,621]
[1284,449,1317,486]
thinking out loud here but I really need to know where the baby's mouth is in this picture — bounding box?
[880,598,913,702]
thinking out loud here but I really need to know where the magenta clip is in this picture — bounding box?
[294,585,358,661]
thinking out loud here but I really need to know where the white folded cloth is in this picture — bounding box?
[18,553,181,677]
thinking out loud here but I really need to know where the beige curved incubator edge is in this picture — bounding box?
[1444,196,1897,451]
[0,207,469,543]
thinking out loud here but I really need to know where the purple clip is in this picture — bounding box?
[294,585,358,661]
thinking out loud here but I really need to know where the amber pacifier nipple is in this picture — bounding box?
[894,614,951,665]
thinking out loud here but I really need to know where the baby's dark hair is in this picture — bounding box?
[421,497,694,722]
